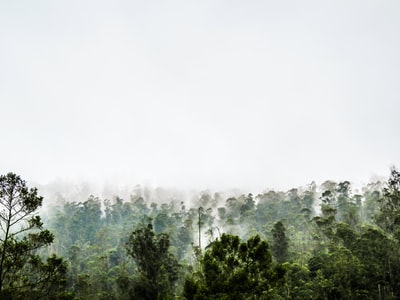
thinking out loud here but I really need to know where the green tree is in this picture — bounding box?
[283,263,313,300]
[271,221,289,263]
[184,233,285,299]
[376,167,400,238]
[126,223,180,300]
[309,247,366,300]
[0,173,69,299]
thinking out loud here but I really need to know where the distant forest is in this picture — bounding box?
[1,168,400,299]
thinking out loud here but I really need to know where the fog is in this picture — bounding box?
[1,1,399,192]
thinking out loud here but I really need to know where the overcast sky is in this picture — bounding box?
[1,0,399,191]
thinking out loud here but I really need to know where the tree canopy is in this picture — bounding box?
[0,173,69,299]
[1,168,399,299]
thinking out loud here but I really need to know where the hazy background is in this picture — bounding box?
[1,0,399,192]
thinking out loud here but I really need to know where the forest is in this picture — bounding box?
[1,168,400,300]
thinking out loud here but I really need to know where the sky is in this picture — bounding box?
[1,0,399,192]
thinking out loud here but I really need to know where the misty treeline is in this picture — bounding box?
[1,169,400,299]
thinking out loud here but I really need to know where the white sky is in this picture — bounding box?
[1,0,399,191]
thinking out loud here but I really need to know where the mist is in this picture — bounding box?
[1,0,399,193]
[2,2,400,298]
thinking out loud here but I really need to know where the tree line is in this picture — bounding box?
[1,168,400,299]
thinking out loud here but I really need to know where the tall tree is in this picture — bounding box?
[271,221,289,263]
[126,223,180,300]
[0,173,69,299]
[376,167,400,239]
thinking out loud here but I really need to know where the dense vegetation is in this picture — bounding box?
[0,173,70,299]
[1,168,400,299]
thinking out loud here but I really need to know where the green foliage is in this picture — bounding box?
[376,167,400,238]
[271,221,289,263]
[126,223,180,300]
[0,173,69,299]
[184,233,284,299]
[39,166,400,299]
